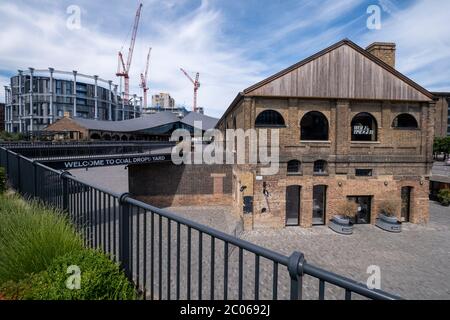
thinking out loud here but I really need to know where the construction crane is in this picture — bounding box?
[180,68,200,112]
[116,2,143,101]
[140,47,152,109]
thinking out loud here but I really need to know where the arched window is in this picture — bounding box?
[255,110,285,127]
[392,114,418,129]
[351,113,377,141]
[121,135,128,141]
[90,133,101,140]
[112,134,120,141]
[313,160,327,174]
[300,111,329,141]
[287,160,301,174]
[102,134,111,140]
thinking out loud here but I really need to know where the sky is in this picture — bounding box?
[0,0,449,118]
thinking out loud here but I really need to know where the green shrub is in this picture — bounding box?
[0,194,83,284]
[434,137,450,154]
[0,167,5,194]
[1,249,136,300]
[0,131,25,142]
[438,189,450,206]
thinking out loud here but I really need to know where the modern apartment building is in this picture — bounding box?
[3,68,142,133]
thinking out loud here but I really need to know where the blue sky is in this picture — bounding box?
[0,0,449,117]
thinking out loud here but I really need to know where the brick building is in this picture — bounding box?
[215,39,435,229]
[128,39,435,230]
[433,92,450,137]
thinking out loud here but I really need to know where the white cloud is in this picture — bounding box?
[0,0,264,117]
[361,0,450,91]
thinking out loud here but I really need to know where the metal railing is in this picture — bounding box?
[1,141,175,160]
[0,146,402,300]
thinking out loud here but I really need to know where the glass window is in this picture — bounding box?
[313,160,327,174]
[355,169,372,176]
[287,160,301,174]
[392,114,418,129]
[351,112,377,141]
[300,111,328,140]
[255,110,285,127]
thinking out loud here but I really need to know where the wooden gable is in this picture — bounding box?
[244,40,433,102]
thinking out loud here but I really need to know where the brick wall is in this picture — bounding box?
[226,96,433,230]
[129,162,233,207]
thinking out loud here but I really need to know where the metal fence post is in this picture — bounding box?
[32,160,38,198]
[288,251,306,300]
[17,156,22,193]
[119,192,132,279]
[61,171,72,211]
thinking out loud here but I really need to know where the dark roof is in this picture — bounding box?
[432,92,450,98]
[216,38,435,127]
[71,111,218,132]
[181,112,219,130]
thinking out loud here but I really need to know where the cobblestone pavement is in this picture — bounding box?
[70,167,450,300]
[240,202,450,300]
[122,202,450,300]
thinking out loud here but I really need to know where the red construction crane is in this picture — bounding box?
[180,68,200,112]
[140,47,152,109]
[116,2,143,101]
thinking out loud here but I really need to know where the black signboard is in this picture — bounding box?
[43,154,171,170]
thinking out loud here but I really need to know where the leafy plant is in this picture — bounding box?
[434,137,450,154]
[338,200,358,219]
[0,167,6,194]
[378,200,398,217]
[0,131,25,142]
[437,189,450,206]
[1,250,136,300]
[0,194,83,284]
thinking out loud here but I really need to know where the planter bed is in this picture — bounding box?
[329,216,353,235]
[375,214,402,233]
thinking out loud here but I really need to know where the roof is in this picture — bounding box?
[432,92,450,98]
[181,112,219,130]
[68,111,218,133]
[217,39,434,127]
[243,39,433,99]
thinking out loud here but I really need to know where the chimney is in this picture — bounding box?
[366,42,396,68]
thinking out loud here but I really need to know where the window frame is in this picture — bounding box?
[391,113,419,130]
[351,112,378,142]
[313,160,328,175]
[255,109,286,128]
[300,111,329,141]
[287,160,302,175]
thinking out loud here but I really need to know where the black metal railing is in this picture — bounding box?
[1,141,174,160]
[0,146,402,300]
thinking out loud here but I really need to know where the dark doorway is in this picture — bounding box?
[313,185,327,225]
[348,196,372,224]
[286,185,301,226]
[401,187,412,222]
